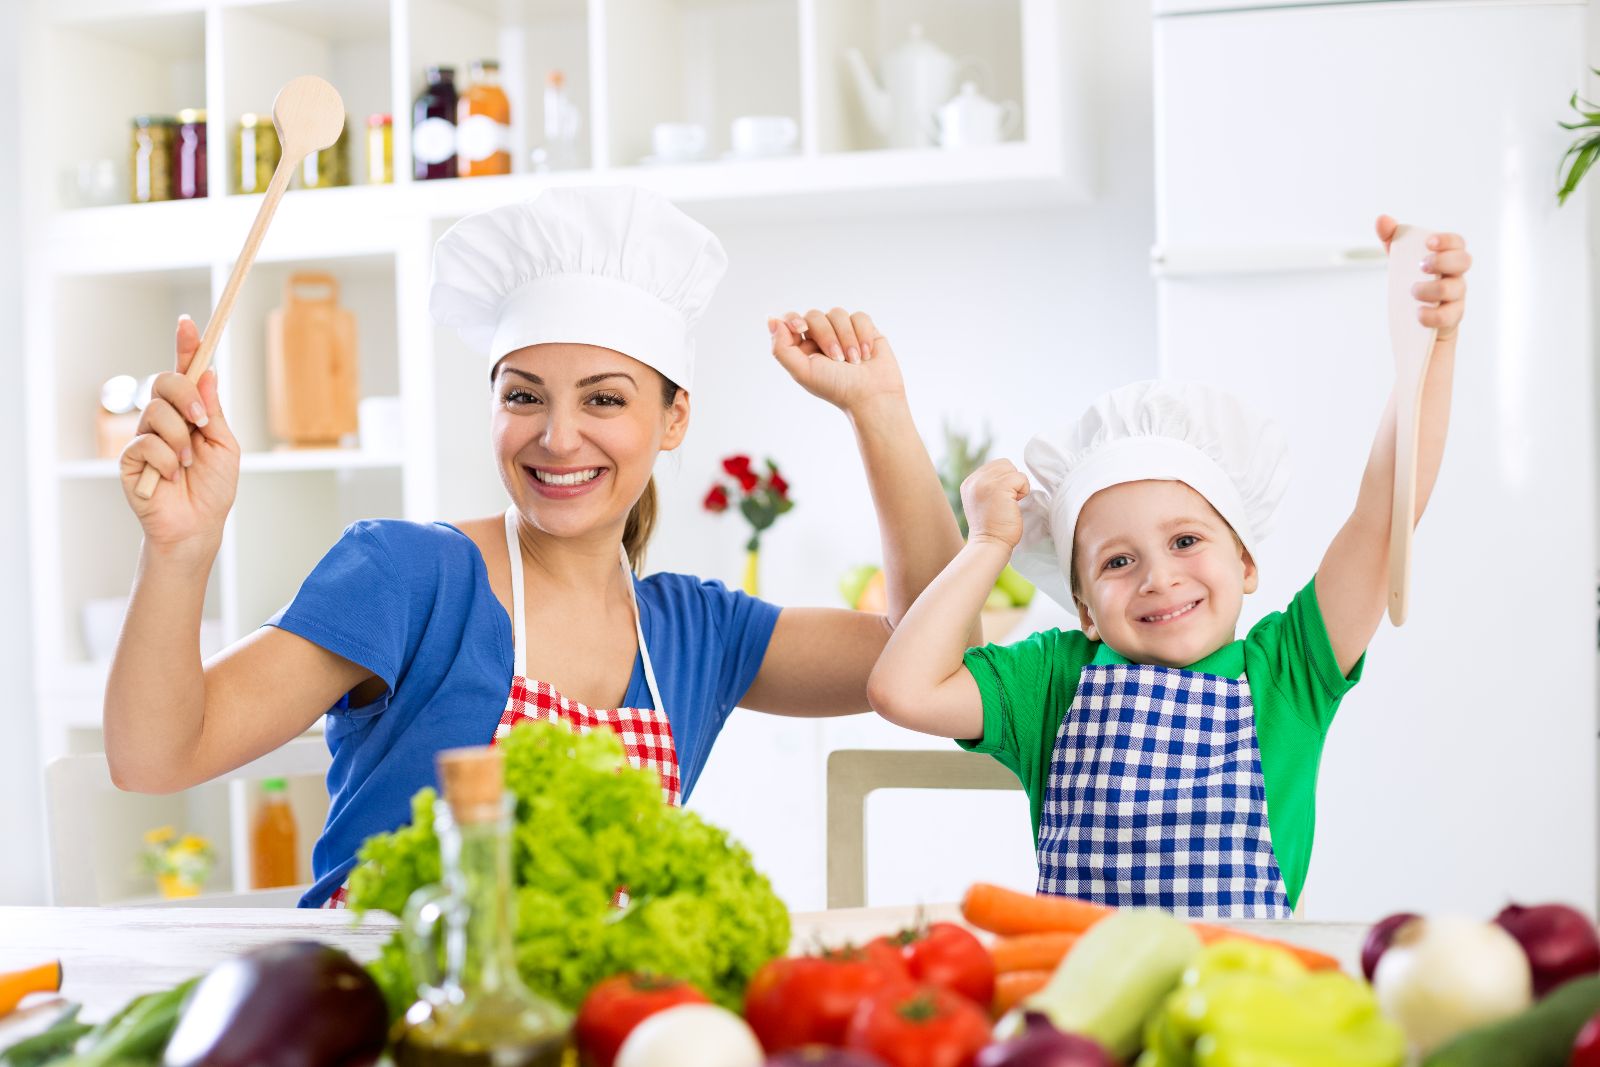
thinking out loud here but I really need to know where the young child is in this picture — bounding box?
[867,217,1471,917]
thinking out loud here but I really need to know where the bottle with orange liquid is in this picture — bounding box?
[458,59,511,177]
[250,778,298,889]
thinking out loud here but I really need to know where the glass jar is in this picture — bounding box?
[175,108,207,200]
[366,114,394,184]
[458,59,511,178]
[301,117,350,189]
[130,115,177,203]
[235,113,282,195]
[412,66,458,181]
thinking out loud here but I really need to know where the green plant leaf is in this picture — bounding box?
[1559,139,1600,205]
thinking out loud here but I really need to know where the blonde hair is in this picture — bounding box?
[623,478,658,573]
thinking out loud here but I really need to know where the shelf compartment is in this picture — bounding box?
[222,253,399,456]
[402,0,594,179]
[216,0,394,194]
[56,479,223,665]
[812,0,1026,154]
[43,9,207,211]
[601,0,802,168]
[53,267,212,464]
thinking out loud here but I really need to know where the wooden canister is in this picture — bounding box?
[266,272,358,448]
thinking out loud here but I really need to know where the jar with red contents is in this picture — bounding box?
[176,108,207,199]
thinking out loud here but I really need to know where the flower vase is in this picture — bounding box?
[742,546,760,597]
[157,872,201,899]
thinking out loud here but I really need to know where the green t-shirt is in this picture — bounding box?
[958,578,1361,909]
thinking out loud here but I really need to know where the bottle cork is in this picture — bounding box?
[435,745,504,823]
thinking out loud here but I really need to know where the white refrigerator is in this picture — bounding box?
[1152,0,1596,918]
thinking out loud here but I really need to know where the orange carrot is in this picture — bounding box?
[962,883,1343,973]
[0,960,61,1017]
[962,882,1112,937]
[992,969,1051,1016]
[991,931,1079,974]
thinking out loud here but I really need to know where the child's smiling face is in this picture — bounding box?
[1071,480,1257,669]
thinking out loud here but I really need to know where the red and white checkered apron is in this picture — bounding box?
[322,509,678,909]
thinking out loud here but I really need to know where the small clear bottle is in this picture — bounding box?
[392,747,571,1067]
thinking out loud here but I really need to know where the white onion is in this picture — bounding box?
[1373,914,1533,1054]
[614,1003,765,1067]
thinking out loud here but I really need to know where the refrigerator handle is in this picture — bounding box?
[1150,244,1386,278]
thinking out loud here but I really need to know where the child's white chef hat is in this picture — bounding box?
[429,185,729,391]
[1013,379,1290,615]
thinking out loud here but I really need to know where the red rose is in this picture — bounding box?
[722,455,754,479]
[735,468,760,493]
[769,470,790,498]
[703,485,730,512]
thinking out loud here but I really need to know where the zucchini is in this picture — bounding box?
[1423,973,1600,1067]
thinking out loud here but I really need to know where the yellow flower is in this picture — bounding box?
[177,834,210,853]
[144,825,176,845]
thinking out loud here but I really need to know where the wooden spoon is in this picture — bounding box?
[134,75,346,499]
[1385,223,1440,626]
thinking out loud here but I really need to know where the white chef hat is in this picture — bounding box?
[1013,380,1290,616]
[429,185,729,391]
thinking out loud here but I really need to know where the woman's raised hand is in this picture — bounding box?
[119,315,240,550]
[768,307,907,416]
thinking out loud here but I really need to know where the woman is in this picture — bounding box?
[104,186,968,907]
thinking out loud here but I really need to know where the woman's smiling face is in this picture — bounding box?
[1071,479,1257,668]
[492,342,688,541]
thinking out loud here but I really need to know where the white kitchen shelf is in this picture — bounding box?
[59,450,405,478]
[19,0,1091,904]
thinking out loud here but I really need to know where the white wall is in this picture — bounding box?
[1,0,46,905]
[674,0,1156,912]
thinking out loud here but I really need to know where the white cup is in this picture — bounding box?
[729,115,798,158]
[650,122,707,163]
[358,395,405,456]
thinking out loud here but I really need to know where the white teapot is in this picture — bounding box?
[845,25,969,149]
[932,82,1021,149]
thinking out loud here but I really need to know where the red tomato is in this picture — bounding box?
[869,923,996,1009]
[574,973,710,1067]
[745,949,914,1052]
[845,985,993,1067]
[1574,1010,1600,1067]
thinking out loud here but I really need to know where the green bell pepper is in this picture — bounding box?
[1138,940,1406,1067]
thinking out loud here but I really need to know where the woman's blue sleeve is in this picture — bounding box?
[265,520,411,719]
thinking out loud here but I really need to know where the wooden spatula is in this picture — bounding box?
[1386,224,1440,626]
[133,75,346,499]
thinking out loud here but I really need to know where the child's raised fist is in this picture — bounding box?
[961,459,1031,550]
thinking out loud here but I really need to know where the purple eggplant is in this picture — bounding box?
[162,940,388,1067]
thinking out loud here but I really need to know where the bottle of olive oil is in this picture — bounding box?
[393,746,572,1067]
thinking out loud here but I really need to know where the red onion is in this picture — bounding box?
[1362,912,1420,982]
[975,1012,1115,1067]
[1493,902,1600,997]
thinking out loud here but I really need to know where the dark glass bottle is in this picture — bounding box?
[413,66,459,180]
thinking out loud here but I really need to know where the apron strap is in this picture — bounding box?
[502,507,666,720]
[621,543,667,718]
[503,507,527,677]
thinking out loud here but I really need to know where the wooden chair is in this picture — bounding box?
[44,738,330,907]
[826,748,1022,909]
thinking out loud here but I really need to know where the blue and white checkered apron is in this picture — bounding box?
[1036,662,1292,918]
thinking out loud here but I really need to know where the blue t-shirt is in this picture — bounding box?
[267,519,782,907]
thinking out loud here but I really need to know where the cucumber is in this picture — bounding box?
[1422,973,1600,1067]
